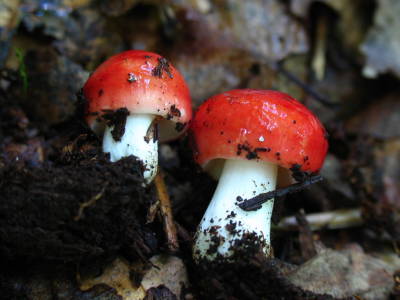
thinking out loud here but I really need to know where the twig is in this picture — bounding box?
[154,170,179,252]
[74,184,108,221]
[146,198,160,224]
[238,175,323,211]
[275,62,336,107]
[276,208,363,231]
[311,14,328,81]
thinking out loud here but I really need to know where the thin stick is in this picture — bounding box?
[311,14,328,81]
[154,170,179,252]
[276,208,363,231]
[74,184,107,221]
[275,63,335,107]
[238,175,323,211]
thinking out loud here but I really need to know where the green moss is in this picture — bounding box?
[15,48,28,95]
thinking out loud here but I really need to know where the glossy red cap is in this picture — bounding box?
[83,50,192,141]
[190,89,328,173]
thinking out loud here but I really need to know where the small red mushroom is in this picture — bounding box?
[83,50,192,183]
[190,89,328,261]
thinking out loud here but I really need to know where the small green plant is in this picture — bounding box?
[15,48,28,95]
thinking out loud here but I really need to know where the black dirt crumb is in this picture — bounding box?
[200,225,225,256]
[290,164,310,183]
[152,57,173,79]
[228,232,266,257]
[225,220,238,235]
[206,236,223,255]
[225,211,237,219]
[237,142,268,160]
[166,105,181,120]
[208,225,221,235]
[275,152,281,160]
[101,108,130,141]
[254,147,269,153]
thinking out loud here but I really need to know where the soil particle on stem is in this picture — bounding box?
[225,220,238,235]
[225,210,236,219]
[101,108,130,141]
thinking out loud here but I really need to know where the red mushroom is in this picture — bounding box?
[83,50,192,183]
[190,89,328,261]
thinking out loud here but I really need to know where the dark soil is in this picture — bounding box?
[0,151,160,263]
[190,255,351,300]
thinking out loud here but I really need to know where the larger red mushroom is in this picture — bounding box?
[190,89,328,262]
[83,50,192,183]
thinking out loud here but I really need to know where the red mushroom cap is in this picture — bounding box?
[190,89,328,174]
[83,50,192,141]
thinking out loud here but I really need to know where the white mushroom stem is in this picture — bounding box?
[103,114,158,183]
[193,159,278,262]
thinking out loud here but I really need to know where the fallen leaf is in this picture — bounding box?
[288,244,395,299]
[79,255,188,300]
[80,257,146,300]
[141,255,188,297]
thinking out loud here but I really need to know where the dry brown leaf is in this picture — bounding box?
[288,244,395,299]
[141,255,189,297]
[79,255,188,300]
[80,257,146,300]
